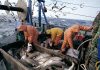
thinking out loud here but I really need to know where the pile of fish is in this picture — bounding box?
[7,48,75,70]
[20,51,75,70]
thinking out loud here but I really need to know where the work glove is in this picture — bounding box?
[26,43,32,53]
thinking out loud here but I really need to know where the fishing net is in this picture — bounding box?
[84,13,100,70]
[85,47,98,70]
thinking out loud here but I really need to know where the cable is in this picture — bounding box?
[57,1,100,9]
[35,1,98,18]
[8,2,17,21]
[77,39,92,50]
[64,12,95,18]
[47,8,95,18]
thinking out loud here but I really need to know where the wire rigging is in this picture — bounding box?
[64,12,95,18]
[56,1,100,8]
[44,1,99,18]
[47,8,96,18]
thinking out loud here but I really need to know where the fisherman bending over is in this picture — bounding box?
[46,27,63,48]
[17,23,39,52]
[61,24,93,53]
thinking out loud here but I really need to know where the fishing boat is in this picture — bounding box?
[0,0,100,70]
[0,21,94,70]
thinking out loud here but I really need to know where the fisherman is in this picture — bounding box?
[17,23,39,52]
[61,24,93,53]
[46,27,63,48]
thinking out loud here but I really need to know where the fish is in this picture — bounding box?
[21,58,38,67]
[42,59,64,67]
[28,51,41,59]
[37,57,64,68]
[49,57,62,61]
[38,57,50,65]
[21,53,27,59]
[35,53,51,61]
[21,53,39,67]
[34,53,51,65]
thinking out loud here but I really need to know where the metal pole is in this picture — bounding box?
[38,0,48,27]
[0,5,24,12]
[38,2,42,27]
[28,0,33,25]
[41,3,49,26]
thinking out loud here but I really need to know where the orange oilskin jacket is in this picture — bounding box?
[61,24,92,50]
[17,25,39,44]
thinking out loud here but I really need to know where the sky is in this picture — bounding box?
[0,0,100,21]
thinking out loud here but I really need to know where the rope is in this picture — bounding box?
[80,64,87,70]
[47,8,95,18]
[77,39,92,50]
[83,47,97,68]
[95,61,100,70]
[76,38,97,70]
[57,1,100,8]
[8,2,17,21]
